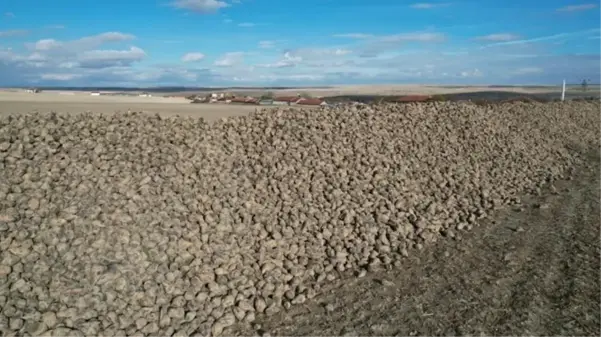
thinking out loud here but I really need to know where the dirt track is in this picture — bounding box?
[233,150,600,336]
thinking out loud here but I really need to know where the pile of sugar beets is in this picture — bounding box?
[0,100,599,336]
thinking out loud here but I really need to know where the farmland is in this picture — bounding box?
[0,90,599,336]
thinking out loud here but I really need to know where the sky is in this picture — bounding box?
[0,0,599,87]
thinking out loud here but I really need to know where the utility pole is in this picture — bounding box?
[581,79,589,92]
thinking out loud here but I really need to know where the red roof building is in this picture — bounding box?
[296,98,326,106]
[230,97,259,104]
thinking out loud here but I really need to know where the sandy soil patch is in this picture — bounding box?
[0,92,262,121]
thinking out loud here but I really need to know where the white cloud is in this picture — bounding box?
[335,31,446,44]
[46,24,66,29]
[171,0,229,13]
[0,26,598,87]
[181,52,206,62]
[353,31,446,57]
[258,40,275,49]
[78,47,146,68]
[476,33,521,42]
[27,52,46,62]
[379,32,446,43]
[257,60,295,68]
[409,3,450,9]
[231,73,326,83]
[237,22,255,27]
[283,51,302,61]
[557,4,597,12]
[257,47,352,69]
[333,33,374,39]
[482,28,600,47]
[257,53,300,68]
[458,68,483,78]
[0,31,148,85]
[512,67,544,75]
[4,12,15,18]
[28,32,135,53]
[0,29,28,38]
[33,39,61,51]
[285,47,352,60]
[40,73,82,81]
[214,52,245,67]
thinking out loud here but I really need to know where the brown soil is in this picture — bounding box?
[232,150,600,337]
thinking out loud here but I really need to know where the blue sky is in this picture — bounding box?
[0,0,599,86]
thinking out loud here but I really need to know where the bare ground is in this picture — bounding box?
[233,149,600,337]
[0,92,314,121]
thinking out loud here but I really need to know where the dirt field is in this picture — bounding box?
[164,84,599,98]
[0,86,596,120]
[0,92,259,121]
[233,150,600,336]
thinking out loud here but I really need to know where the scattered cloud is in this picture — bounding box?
[214,51,245,67]
[556,3,597,12]
[258,40,275,49]
[355,31,446,57]
[409,3,450,9]
[334,32,446,57]
[475,33,521,42]
[4,12,15,18]
[378,32,446,43]
[40,73,82,81]
[284,47,352,60]
[333,33,374,39]
[160,39,184,44]
[256,47,353,69]
[512,67,544,75]
[171,0,229,13]
[458,68,483,78]
[0,31,149,85]
[78,47,146,68]
[481,28,600,47]
[26,32,135,53]
[0,8,598,87]
[257,60,296,68]
[181,52,206,62]
[46,24,66,29]
[0,29,29,38]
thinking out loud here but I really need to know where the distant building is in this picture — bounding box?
[139,92,152,97]
[90,91,101,96]
[26,88,40,93]
[230,97,259,104]
[296,98,328,106]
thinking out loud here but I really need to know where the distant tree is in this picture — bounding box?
[260,91,274,100]
[299,92,311,99]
